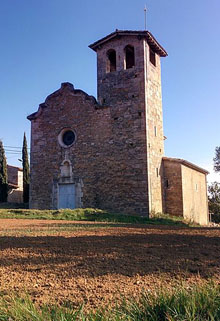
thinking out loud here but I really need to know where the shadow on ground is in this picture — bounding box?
[0,225,219,279]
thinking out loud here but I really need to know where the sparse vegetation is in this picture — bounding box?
[208,182,220,223]
[0,140,8,202]
[0,282,219,320]
[22,133,30,204]
[214,146,220,173]
[0,207,187,226]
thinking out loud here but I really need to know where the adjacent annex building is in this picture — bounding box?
[7,165,23,203]
[28,30,209,225]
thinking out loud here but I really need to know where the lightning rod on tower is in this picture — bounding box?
[144,5,147,30]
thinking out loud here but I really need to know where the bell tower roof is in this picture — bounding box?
[89,30,168,57]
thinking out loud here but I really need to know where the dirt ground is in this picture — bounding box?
[0,219,219,310]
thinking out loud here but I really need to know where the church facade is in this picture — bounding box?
[28,30,209,225]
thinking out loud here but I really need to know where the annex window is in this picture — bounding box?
[125,45,135,69]
[106,49,116,73]
[149,48,156,66]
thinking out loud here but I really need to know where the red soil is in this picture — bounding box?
[0,219,219,309]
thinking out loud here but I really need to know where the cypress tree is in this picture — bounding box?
[22,133,30,203]
[0,140,8,202]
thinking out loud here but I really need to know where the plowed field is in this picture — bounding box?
[0,219,219,309]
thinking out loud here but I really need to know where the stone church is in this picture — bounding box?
[28,30,209,225]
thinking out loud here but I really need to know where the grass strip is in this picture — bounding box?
[0,208,187,226]
[0,282,219,320]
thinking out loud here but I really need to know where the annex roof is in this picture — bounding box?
[7,164,22,171]
[89,30,168,57]
[163,157,209,175]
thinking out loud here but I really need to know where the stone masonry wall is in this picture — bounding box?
[163,160,183,216]
[29,82,149,215]
[8,189,23,203]
[181,165,208,225]
[30,83,110,210]
[163,159,208,224]
[96,36,151,215]
[28,32,209,222]
[7,166,23,203]
[29,33,166,216]
[7,165,22,187]
[96,36,165,215]
[145,41,164,214]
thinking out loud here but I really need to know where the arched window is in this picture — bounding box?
[106,49,116,73]
[125,45,135,69]
[150,48,156,66]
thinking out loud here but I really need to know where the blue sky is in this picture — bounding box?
[0,0,219,182]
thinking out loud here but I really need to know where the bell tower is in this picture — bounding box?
[89,30,167,214]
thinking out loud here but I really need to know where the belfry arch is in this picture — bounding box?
[124,45,135,69]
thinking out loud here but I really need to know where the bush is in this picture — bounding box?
[209,202,220,223]
[208,182,220,223]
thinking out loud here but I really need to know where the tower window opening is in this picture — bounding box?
[150,48,156,66]
[106,49,116,73]
[125,45,135,69]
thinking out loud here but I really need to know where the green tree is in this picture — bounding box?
[208,181,220,223]
[213,146,220,173]
[0,140,8,202]
[22,133,30,203]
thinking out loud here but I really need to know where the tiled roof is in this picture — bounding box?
[89,30,168,57]
[7,165,22,171]
[163,157,209,175]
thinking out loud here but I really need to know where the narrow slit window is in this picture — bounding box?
[154,126,157,137]
[150,48,156,66]
[106,49,116,73]
[125,45,135,69]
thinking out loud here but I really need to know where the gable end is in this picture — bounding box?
[27,82,102,121]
